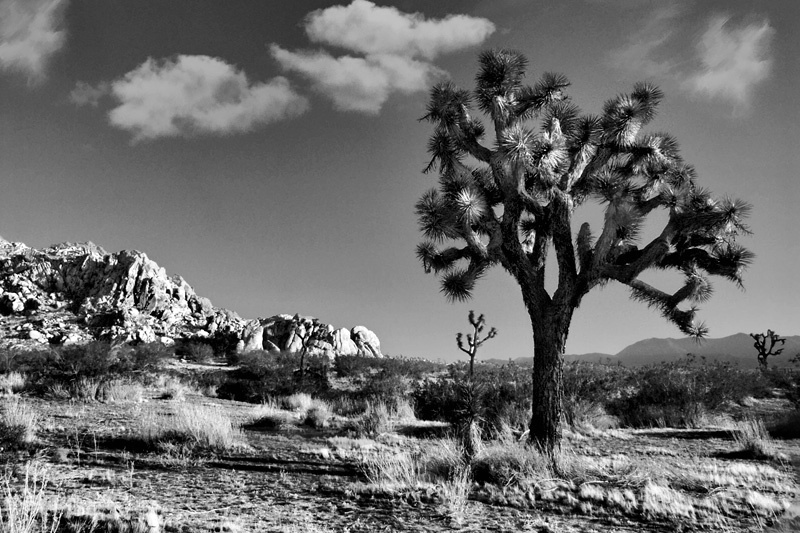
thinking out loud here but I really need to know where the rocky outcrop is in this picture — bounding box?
[0,238,382,358]
[238,314,382,359]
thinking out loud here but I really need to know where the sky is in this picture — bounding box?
[0,0,798,361]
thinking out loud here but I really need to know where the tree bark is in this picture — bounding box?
[527,306,571,455]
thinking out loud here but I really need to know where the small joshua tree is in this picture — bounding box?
[750,329,785,370]
[292,316,322,384]
[456,310,498,377]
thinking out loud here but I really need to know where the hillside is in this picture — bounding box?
[487,333,800,368]
[0,238,382,357]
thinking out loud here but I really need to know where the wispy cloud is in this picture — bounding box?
[0,0,68,84]
[609,5,683,78]
[609,6,775,114]
[69,80,110,107]
[685,15,774,112]
[101,55,308,142]
[273,0,495,114]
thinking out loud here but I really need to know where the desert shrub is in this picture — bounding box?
[767,411,800,439]
[335,354,443,380]
[176,341,214,363]
[562,362,629,429]
[413,363,532,439]
[0,398,38,449]
[218,351,329,402]
[139,404,245,452]
[471,441,550,486]
[355,371,409,407]
[608,358,760,428]
[126,341,173,372]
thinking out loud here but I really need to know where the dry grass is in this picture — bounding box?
[361,450,425,490]
[733,418,778,459]
[139,404,246,452]
[100,379,144,403]
[283,392,315,413]
[0,397,38,447]
[356,400,392,437]
[0,462,62,533]
[0,372,27,395]
[439,462,472,527]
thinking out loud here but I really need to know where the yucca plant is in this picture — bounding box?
[456,310,497,378]
[415,49,753,454]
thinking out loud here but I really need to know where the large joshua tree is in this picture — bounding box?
[415,50,753,454]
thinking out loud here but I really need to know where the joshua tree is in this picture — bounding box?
[292,316,321,384]
[750,329,785,370]
[415,50,753,454]
[456,310,498,377]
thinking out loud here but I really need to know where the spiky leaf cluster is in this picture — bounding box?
[416,50,753,338]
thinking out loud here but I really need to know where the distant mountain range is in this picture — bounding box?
[485,333,800,368]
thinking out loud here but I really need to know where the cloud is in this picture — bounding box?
[69,80,110,107]
[103,55,309,142]
[303,0,495,60]
[273,1,495,114]
[609,5,683,77]
[685,15,774,111]
[609,6,775,114]
[270,45,442,114]
[0,0,68,83]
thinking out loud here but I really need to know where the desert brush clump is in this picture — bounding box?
[415,49,753,453]
[0,397,39,449]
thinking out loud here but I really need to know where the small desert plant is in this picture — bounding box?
[0,398,38,448]
[0,462,62,533]
[733,419,777,459]
[139,404,245,452]
[356,401,392,437]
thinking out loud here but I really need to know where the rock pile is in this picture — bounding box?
[0,238,381,358]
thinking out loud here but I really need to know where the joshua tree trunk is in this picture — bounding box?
[526,299,573,454]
